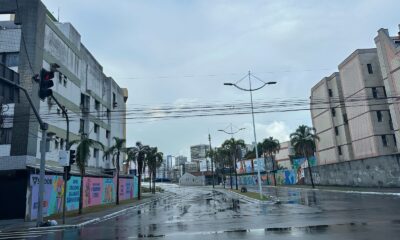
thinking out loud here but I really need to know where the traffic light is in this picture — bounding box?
[64,166,71,181]
[39,68,54,100]
[69,150,76,165]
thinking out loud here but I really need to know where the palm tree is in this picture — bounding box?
[146,147,163,194]
[262,137,280,186]
[104,137,126,205]
[290,125,319,188]
[68,134,104,214]
[221,138,246,190]
[128,141,150,200]
[213,147,230,188]
[244,142,263,159]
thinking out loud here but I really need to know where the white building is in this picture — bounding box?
[0,8,127,173]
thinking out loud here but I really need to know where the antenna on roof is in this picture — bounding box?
[57,7,60,22]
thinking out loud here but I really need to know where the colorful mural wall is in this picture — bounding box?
[229,169,300,187]
[28,174,137,220]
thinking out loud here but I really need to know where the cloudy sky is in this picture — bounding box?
[38,0,398,159]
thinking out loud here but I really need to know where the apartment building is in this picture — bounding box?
[0,0,127,173]
[339,49,395,159]
[375,26,400,152]
[311,48,396,165]
[311,73,353,164]
[274,141,294,169]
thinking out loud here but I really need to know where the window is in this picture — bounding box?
[338,146,342,155]
[112,93,117,108]
[343,114,348,124]
[367,63,373,74]
[372,87,378,98]
[106,130,110,139]
[55,139,59,149]
[106,109,111,120]
[331,108,336,117]
[80,119,85,133]
[4,52,19,67]
[381,135,388,147]
[383,86,387,98]
[95,100,100,111]
[328,89,333,97]
[377,111,382,122]
[335,126,339,136]
[394,135,397,147]
[94,123,99,133]
[80,94,85,107]
[0,128,12,144]
[93,148,99,158]
[60,138,64,150]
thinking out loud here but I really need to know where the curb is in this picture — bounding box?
[263,185,400,196]
[215,189,275,204]
[3,192,175,233]
[77,192,175,227]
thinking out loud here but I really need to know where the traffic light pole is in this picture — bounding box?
[0,76,48,226]
[208,134,215,188]
[50,95,69,224]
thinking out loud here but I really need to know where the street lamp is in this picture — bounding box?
[224,71,276,199]
[218,123,246,190]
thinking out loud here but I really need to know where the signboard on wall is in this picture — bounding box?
[253,158,265,171]
[199,159,209,172]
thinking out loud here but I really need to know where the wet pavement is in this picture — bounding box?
[3,184,400,239]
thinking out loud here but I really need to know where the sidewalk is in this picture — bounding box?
[262,184,400,195]
[0,192,172,232]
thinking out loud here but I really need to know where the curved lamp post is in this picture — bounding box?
[224,71,276,199]
[218,124,245,190]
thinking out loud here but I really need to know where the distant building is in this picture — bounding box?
[175,155,187,166]
[166,155,174,170]
[179,172,205,186]
[275,141,294,169]
[190,144,209,163]
[184,162,198,173]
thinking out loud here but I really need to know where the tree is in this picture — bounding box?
[104,137,126,205]
[212,147,230,188]
[68,134,104,214]
[262,137,280,186]
[221,138,246,190]
[244,142,263,159]
[290,125,319,188]
[146,147,163,194]
[128,142,150,200]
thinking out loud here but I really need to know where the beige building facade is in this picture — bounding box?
[311,47,396,165]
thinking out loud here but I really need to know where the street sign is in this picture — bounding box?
[59,150,70,166]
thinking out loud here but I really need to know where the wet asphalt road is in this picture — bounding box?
[7,184,400,239]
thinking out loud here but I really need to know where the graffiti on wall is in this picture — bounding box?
[66,176,81,211]
[29,175,64,220]
[119,178,135,201]
[229,169,300,187]
[29,174,137,220]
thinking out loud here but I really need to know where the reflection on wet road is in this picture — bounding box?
[34,184,400,239]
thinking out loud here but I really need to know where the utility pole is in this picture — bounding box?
[208,134,215,188]
[51,95,69,224]
[0,76,49,226]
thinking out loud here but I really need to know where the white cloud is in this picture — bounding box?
[242,121,291,143]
